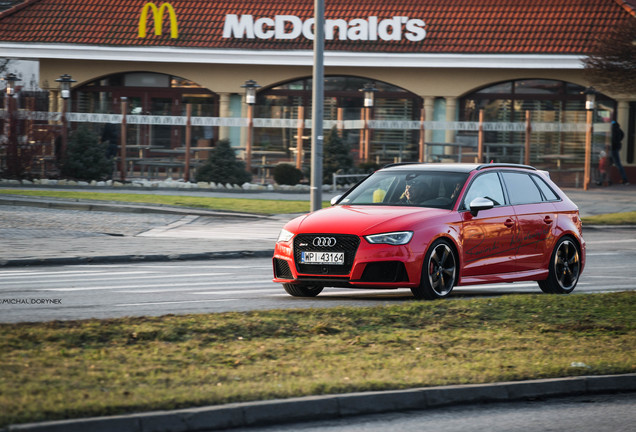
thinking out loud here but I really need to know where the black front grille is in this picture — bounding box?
[294,234,360,275]
[273,258,293,279]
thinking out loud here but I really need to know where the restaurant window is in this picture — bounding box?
[460,79,616,165]
[255,75,422,163]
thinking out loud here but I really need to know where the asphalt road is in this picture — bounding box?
[0,227,634,323]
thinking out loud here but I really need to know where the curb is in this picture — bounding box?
[0,250,275,267]
[4,374,635,432]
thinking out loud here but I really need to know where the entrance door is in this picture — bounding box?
[113,90,181,149]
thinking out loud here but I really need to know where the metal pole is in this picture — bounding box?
[310,0,324,212]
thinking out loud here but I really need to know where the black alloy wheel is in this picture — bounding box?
[538,237,581,294]
[412,239,457,300]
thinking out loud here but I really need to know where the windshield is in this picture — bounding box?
[338,170,468,210]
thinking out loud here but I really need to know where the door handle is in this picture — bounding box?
[504,219,515,228]
[543,216,553,224]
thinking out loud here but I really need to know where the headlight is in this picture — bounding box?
[277,229,295,243]
[364,231,413,245]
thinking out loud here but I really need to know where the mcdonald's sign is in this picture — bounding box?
[138,2,179,39]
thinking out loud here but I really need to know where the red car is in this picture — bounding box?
[273,163,585,299]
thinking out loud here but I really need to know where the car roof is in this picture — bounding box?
[379,162,537,173]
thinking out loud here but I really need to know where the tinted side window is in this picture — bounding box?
[532,175,560,201]
[462,172,506,209]
[502,172,543,204]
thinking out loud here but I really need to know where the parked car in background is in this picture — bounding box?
[273,163,585,299]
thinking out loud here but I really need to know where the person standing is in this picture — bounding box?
[611,121,629,185]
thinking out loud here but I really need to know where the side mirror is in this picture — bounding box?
[469,197,494,216]
[330,195,342,206]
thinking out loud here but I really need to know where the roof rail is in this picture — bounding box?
[476,163,536,171]
[382,162,423,169]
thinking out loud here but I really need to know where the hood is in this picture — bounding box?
[284,205,450,236]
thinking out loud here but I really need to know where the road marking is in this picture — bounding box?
[0,270,151,279]
[115,299,237,307]
[0,272,232,286]
[587,239,636,244]
[190,288,283,295]
[39,279,270,291]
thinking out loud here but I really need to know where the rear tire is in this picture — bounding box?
[282,283,324,297]
[538,236,581,294]
[411,239,457,300]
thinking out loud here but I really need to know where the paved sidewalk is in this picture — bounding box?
[0,184,634,267]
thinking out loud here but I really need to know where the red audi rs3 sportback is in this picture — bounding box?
[273,163,585,299]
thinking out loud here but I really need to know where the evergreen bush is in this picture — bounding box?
[322,126,354,184]
[273,163,303,185]
[194,139,252,185]
[60,125,113,181]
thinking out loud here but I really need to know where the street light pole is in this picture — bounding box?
[310,0,325,212]
[55,74,76,159]
[582,87,598,191]
[359,82,378,162]
[241,79,260,174]
[3,73,20,178]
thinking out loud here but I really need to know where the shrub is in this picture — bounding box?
[322,126,354,184]
[60,125,113,181]
[194,139,252,185]
[273,163,303,185]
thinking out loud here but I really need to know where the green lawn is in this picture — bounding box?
[0,292,634,428]
[0,189,324,215]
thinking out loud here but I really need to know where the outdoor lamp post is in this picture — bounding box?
[55,74,76,158]
[582,86,598,191]
[241,79,260,173]
[3,73,20,178]
[359,82,378,162]
[3,72,20,97]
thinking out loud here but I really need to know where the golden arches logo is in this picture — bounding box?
[138,2,178,39]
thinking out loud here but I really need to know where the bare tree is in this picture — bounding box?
[583,18,636,94]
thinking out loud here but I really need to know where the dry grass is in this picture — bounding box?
[1,292,634,427]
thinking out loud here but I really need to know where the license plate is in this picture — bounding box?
[300,251,344,265]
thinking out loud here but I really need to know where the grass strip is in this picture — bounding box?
[0,292,634,427]
[0,189,325,215]
[1,189,636,224]
[581,211,636,226]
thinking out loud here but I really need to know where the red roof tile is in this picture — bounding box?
[0,0,634,54]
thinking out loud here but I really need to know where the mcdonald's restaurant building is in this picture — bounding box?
[1,0,635,185]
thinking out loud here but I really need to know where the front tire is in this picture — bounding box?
[538,237,581,294]
[411,239,457,300]
[282,283,324,297]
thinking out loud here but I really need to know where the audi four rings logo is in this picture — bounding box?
[313,237,337,247]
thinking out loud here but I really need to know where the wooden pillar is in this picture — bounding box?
[296,105,305,170]
[184,103,192,181]
[584,109,593,190]
[120,98,128,182]
[477,109,484,163]
[525,110,531,165]
[419,103,425,163]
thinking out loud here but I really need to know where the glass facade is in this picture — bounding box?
[255,75,422,164]
[460,79,616,166]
